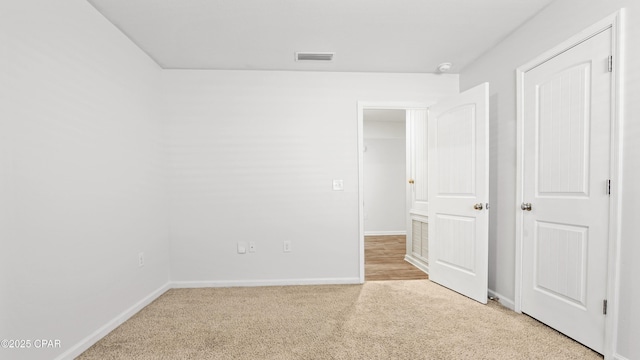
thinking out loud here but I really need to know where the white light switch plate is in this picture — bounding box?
[237,242,247,254]
[332,179,344,191]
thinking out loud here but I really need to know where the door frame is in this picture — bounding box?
[357,102,429,283]
[514,10,624,359]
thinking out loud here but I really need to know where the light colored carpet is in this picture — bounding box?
[78,280,602,359]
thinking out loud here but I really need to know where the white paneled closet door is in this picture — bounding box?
[520,28,612,353]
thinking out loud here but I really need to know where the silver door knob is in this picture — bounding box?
[473,203,483,210]
[521,203,532,211]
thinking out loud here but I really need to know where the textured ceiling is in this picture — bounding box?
[87,0,555,73]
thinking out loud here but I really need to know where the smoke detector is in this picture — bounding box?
[295,52,335,61]
[437,62,453,73]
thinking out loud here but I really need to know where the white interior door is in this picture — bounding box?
[521,28,612,353]
[428,83,489,304]
[406,109,430,266]
[408,109,429,215]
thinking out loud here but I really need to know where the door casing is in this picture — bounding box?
[515,10,624,360]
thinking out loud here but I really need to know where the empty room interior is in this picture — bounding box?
[1,1,639,359]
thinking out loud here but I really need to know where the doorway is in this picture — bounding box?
[358,103,430,282]
[357,89,490,295]
[362,109,428,281]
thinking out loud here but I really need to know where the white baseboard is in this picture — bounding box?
[404,255,429,274]
[56,282,171,360]
[171,277,363,288]
[613,354,630,360]
[487,289,515,311]
[364,230,406,236]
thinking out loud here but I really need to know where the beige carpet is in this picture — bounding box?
[78,280,602,359]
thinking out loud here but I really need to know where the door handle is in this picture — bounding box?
[408,179,415,184]
[473,203,483,210]
[521,203,532,211]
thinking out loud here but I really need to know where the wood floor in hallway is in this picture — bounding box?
[365,235,428,281]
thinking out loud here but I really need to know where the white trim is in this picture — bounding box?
[55,282,171,360]
[604,9,625,360]
[613,354,630,360]
[364,230,407,236]
[358,102,365,284]
[357,102,430,284]
[515,60,524,314]
[171,278,362,288]
[515,10,624,360]
[404,254,429,275]
[409,210,429,218]
[410,213,429,222]
[487,289,515,311]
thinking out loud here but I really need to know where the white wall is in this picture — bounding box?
[363,118,406,234]
[0,1,169,359]
[460,1,640,359]
[163,70,457,284]
[16,0,637,358]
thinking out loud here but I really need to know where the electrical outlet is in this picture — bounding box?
[138,252,144,268]
[249,241,256,253]
[283,241,292,253]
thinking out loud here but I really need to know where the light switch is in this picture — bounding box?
[332,179,344,191]
[237,242,247,254]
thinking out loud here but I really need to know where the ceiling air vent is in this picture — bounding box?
[295,52,334,61]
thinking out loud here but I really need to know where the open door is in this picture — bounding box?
[428,83,489,304]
